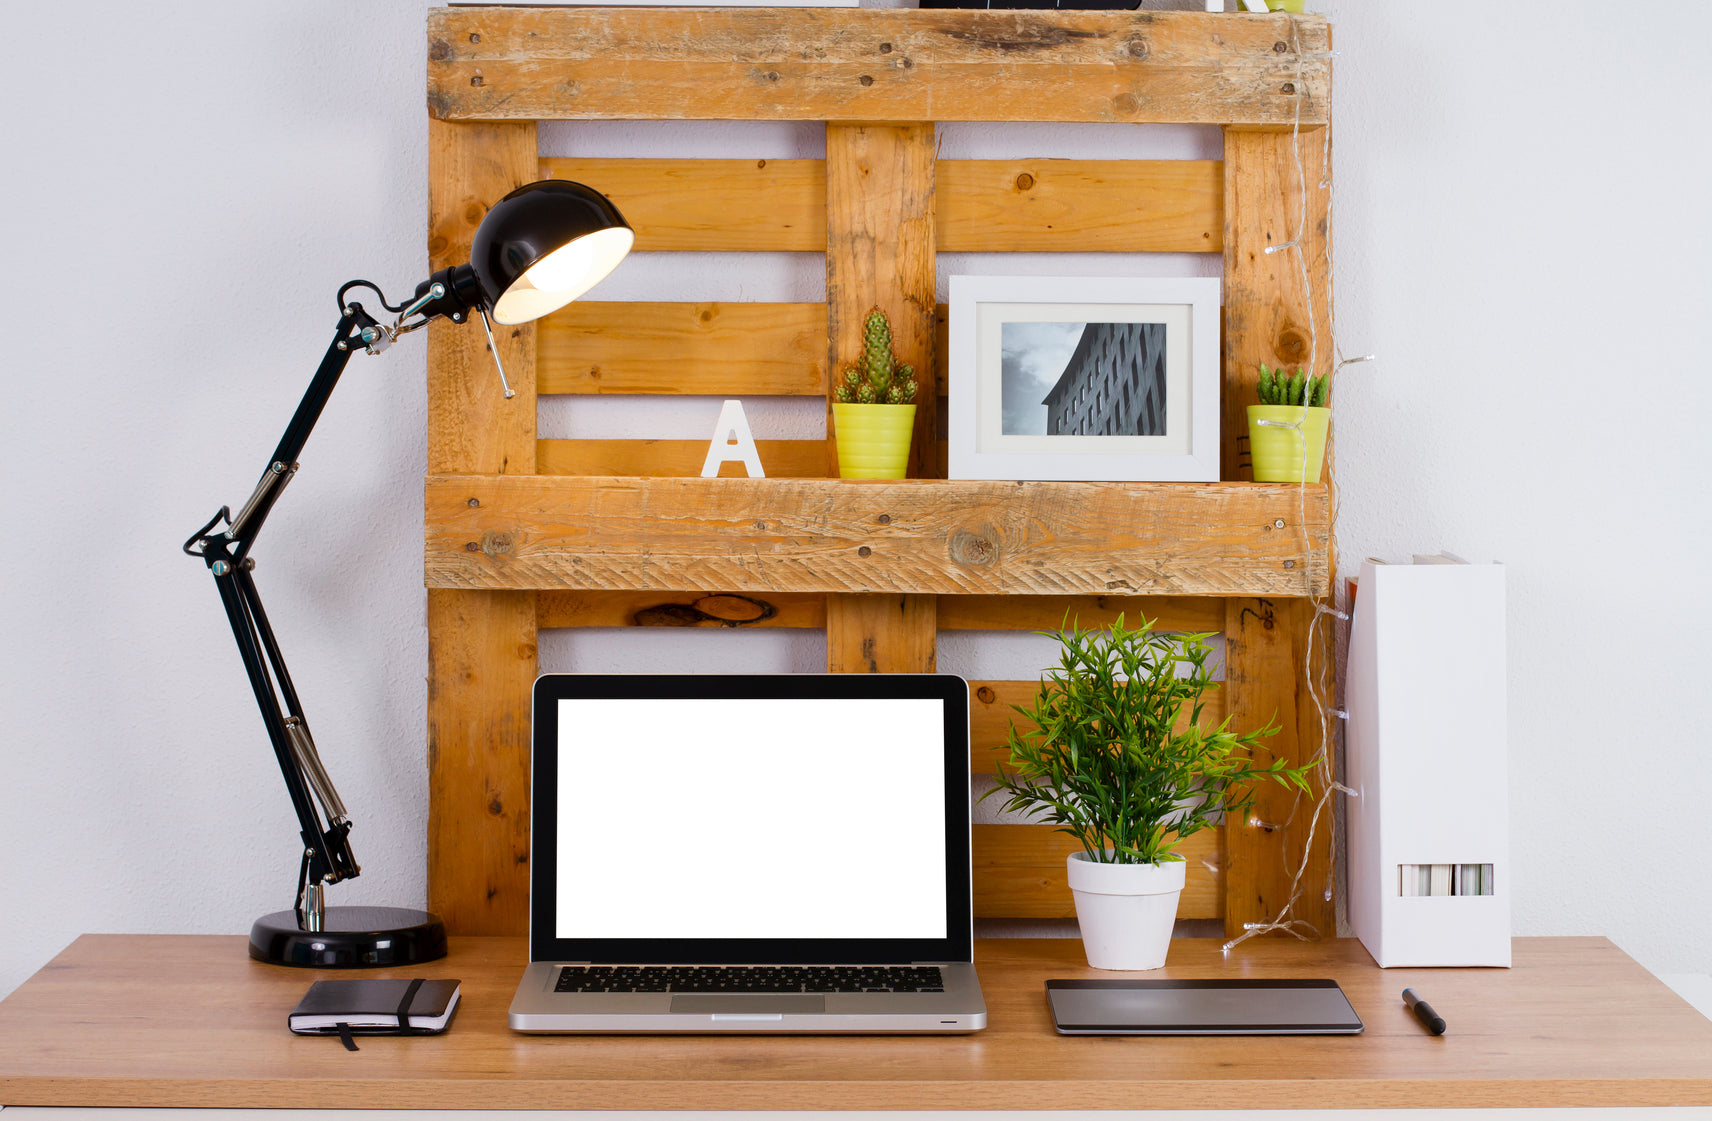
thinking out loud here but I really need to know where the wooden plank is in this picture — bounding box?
[425,589,536,935]
[971,679,1225,775]
[538,438,950,479]
[428,8,1329,127]
[538,302,825,396]
[538,439,830,478]
[938,159,1222,253]
[534,596,1211,633]
[826,122,938,479]
[427,120,539,476]
[537,158,1222,253]
[424,476,1331,598]
[538,439,951,480]
[938,594,1222,635]
[824,120,940,672]
[825,593,937,674]
[1219,124,1335,939]
[1220,128,1333,482]
[1221,596,1335,941]
[538,590,826,630]
[539,158,825,252]
[425,119,541,937]
[973,825,1220,920]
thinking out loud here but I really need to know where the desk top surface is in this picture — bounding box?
[2,934,1709,1110]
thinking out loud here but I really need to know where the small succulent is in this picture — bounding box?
[834,307,918,406]
[1257,363,1328,408]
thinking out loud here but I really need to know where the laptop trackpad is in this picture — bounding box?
[670,994,826,1015]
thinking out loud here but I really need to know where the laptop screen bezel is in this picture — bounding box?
[528,672,974,965]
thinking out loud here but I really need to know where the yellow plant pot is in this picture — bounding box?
[833,403,916,479]
[1247,405,1329,483]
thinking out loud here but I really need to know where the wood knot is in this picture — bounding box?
[1110,92,1139,115]
[1015,172,1036,191]
[429,40,451,61]
[1126,38,1150,60]
[976,686,996,705]
[948,529,998,568]
[481,531,514,557]
[488,796,504,816]
[1274,328,1309,363]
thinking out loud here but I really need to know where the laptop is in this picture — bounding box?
[508,672,987,1033]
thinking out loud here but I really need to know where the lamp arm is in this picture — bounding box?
[184,303,383,929]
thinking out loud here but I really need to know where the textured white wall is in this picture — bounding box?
[3,1,1709,1001]
[1319,0,1712,972]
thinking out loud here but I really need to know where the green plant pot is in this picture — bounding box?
[833,402,916,479]
[1247,404,1329,483]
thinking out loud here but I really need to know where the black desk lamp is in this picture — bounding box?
[185,181,633,967]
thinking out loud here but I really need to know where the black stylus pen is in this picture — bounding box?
[1402,987,1446,1035]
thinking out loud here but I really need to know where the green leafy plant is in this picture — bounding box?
[834,307,918,405]
[981,615,1313,866]
[1257,362,1328,408]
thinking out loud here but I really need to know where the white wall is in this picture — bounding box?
[3,0,1709,1001]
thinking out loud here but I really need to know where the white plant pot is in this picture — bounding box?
[1067,851,1187,971]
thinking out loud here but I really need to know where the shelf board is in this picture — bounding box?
[427,7,1329,127]
[425,475,1329,598]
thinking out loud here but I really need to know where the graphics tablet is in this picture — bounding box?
[1047,979,1363,1035]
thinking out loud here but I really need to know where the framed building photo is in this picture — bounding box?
[947,276,1221,481]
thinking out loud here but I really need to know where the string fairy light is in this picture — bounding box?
[1222,13,1373,955]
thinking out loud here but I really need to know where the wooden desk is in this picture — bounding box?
[2,935,1709,1110]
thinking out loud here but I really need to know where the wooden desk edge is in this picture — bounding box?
[7,1076,1712,1112]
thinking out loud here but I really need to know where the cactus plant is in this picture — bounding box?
[834,307,918,406]
[1257,362,1327,408]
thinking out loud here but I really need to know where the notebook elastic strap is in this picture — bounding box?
[395,977,425,1031]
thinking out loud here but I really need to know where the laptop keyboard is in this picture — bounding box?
[554,965,945,994]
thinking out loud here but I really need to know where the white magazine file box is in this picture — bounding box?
[1347,559,1511,967]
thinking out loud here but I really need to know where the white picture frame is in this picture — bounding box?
[947,275,1222,482]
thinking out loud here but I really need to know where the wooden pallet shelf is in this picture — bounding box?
[425,5,1336,939]
[427,475,1329,598]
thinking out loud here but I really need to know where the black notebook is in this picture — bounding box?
[289,978,461,1036]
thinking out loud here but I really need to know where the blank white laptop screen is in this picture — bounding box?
[555,696,947,941]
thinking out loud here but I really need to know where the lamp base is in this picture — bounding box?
[249,905,448,967]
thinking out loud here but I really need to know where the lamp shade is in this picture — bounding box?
[470,180,634,326]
